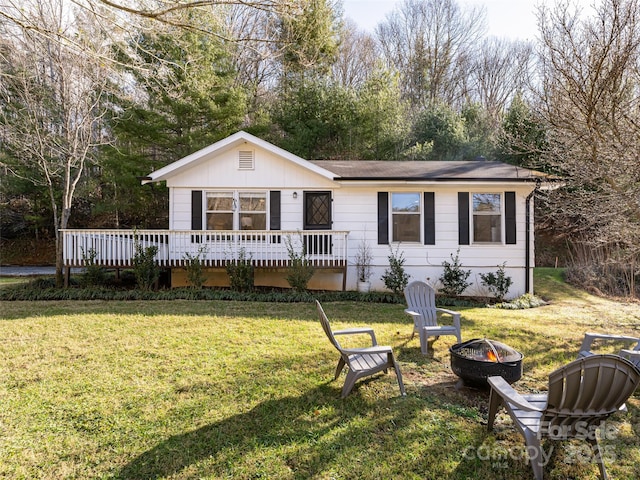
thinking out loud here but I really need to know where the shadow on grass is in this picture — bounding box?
[116,383,413,479]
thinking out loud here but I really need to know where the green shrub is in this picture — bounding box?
[284,234,315,292]
[381,245,409,295]
[0,283,414,303]
[226,248,254,292]
[479,263,513,302]
[439,248,471,297]
[183,247,207,289]
[80,248,106,287]
[133,242,159,291]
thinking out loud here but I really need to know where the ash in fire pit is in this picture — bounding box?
[450,338,523,388]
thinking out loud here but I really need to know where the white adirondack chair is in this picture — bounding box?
[487,354,640,480]
[578,332,640,368]
[316,300,406,398]
[404,280,462,354]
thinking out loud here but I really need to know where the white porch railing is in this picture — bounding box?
[62,229,349,269]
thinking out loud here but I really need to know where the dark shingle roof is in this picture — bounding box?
[309,160,547,182]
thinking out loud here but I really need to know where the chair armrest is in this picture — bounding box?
[580,332,640,352]
[333,327,378,346]
[404,309,420,318]
[436,308,461,329]
[620,349,640,367]
[343,345,393,355]
[487,376,544,412]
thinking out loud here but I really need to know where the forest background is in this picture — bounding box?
[0,0,638,297]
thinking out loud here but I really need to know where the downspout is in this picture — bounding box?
[525,179,541,293]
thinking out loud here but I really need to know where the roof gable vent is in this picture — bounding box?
[238,150,254,170]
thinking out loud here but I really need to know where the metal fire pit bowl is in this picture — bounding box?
[450,338,523,388]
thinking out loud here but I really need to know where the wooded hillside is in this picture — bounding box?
[1,0,638,296]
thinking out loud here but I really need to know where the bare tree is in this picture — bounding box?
[0,0,113,285]
[536,0,640,296]
[376,0,486,110]
[331,18,379,88]
[468,37,533,127]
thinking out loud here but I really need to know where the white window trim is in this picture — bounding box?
[205,190,267,230]
[471,192,503,245]
[390,192,422,244]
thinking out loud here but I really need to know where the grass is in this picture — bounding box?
[0,268,639,479]
[0,277,29,286]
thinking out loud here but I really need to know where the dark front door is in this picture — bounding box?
[304,191,332,254]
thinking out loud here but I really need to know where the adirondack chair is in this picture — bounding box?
[487,354,640,480]
[578,332,640,368]
[404,280,462,354]
[316,300,406,398]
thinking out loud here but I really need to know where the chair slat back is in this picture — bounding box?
[316,300,342,352]
[542,355,640,436]
[404,281,437,326]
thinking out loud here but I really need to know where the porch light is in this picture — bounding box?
[293,192,298,199]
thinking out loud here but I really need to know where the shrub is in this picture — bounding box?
[226,248,254,292]
[183,247,207,289]
[80,247,106,287]
[133,241,159,291]
[490,293,547,309]
[479,263,513,302]
[285,234,315,292]
[439,249,471,297]
[381,245,409,295]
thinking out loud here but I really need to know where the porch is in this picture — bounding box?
[61,229,350,289]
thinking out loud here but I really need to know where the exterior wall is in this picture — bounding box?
[330,184,534,299]
[162,142,536,298]
[166,144,334,230]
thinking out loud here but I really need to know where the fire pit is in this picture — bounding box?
[450,338,523,388]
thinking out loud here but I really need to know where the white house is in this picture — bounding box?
[62,131,551,297]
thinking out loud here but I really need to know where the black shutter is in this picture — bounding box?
[191,190,203,230]
[458,192,469,245]
[377,192,389,245]
[505,191,516,244]
[270,191,281,230]
[424,192,435,245]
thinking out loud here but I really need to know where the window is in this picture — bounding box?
[472,193,501,243]
[239,191,266,230]
[392,192,421,242]
[206,192,233,230]
[206,191,266,230]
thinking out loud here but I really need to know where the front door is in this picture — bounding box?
[304,191,332,254]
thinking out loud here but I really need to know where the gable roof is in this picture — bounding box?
[142,131,550,185]
[311,160,547,182]
[142,130,336,184]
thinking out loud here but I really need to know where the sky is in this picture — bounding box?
[342,0,543,41]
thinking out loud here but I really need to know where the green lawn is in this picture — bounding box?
[1,269,639,479]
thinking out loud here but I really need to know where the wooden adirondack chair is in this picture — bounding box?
[403,280,462,354]
[487,354,640,480]
[578,332,640,368]
[316,300,406,398]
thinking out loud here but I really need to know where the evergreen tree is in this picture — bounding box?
[101,12,247,227]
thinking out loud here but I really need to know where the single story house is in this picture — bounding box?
[62,131,551,298]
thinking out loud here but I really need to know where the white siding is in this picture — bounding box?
[165,146,335,189]
[330,185,535,298]
[163,143,536,298]
[171,189,193,230]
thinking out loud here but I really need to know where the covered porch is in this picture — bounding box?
[61,229,350,289]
